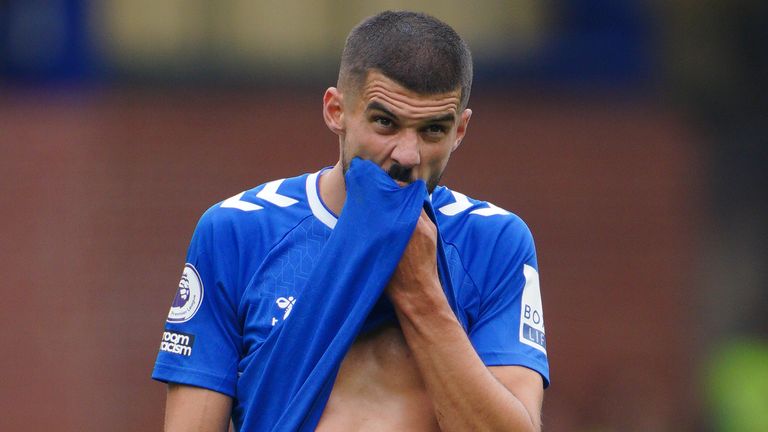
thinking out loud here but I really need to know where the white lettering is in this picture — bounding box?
[160,331,194,356]
[160,341,193,356]
[163,331,191,345]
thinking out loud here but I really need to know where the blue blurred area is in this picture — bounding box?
[478,0,654,88]
[0,0,96,84]
[0,0,655,89]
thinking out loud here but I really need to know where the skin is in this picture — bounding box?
[164,70,544,431]
[164,384,231,432]
[322,70,467,201]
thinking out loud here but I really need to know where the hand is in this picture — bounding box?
[386,210,442,306]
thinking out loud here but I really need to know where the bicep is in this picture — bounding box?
[165,384,233,432]
[489,365,544,431]
[468,218,550,387]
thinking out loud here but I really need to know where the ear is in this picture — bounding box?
[323,87,345,136]
[452,108,472,152]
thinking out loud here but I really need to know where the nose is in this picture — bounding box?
[390,129,420,168]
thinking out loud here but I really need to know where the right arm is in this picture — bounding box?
[165,384,232,432]
[154,207,244,431]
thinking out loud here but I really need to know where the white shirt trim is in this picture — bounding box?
[306,170,337,229]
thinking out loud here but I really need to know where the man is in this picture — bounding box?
[153,11,549,431]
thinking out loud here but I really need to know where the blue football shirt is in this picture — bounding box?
[152,167,550,429]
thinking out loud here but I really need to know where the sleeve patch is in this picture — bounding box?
[167,263,205,323]
[519,264,546,354]
[160,330,195,357]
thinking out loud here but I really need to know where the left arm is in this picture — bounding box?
[387,212,544,432]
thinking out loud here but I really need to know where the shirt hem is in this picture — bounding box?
[152,362,237,398]
[478,351,551,388]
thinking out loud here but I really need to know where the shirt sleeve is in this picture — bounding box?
[152,206,242,397]
[467,216,550,388]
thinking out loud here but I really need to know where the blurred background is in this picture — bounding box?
[1,1,766,431]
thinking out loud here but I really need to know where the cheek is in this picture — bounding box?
[345,127,392,158]
[424,144,453,167]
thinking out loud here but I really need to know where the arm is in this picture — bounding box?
[165,384,233,432]
[386,212,544,432]
[154,208,243,431]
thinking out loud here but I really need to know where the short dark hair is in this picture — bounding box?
[339,11,473,109]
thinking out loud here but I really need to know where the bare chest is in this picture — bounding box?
[315,324,440,431]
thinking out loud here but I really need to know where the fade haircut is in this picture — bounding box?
[339,11,473,109]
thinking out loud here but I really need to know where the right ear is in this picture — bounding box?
[323,87,345,136]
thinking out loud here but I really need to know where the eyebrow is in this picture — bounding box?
[365,101,456,124]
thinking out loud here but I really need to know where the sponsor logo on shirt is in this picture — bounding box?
[160,330,195,357]
[519,264,546,354]
[271,296,296,326]
[167,263,204,323]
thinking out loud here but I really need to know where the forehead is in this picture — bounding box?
[355,71,461,119]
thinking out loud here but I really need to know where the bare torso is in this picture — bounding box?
[315,323,440,431]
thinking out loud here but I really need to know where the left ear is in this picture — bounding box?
[323,87,346,136]
[452,108,472,152]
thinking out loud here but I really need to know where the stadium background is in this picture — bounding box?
[1,1,766,431]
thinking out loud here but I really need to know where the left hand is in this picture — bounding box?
[386,210,441,304]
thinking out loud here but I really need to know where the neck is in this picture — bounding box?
[318,161,347,216]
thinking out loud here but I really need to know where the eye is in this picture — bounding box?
[424,124,447,135]
[374,116,393,128]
